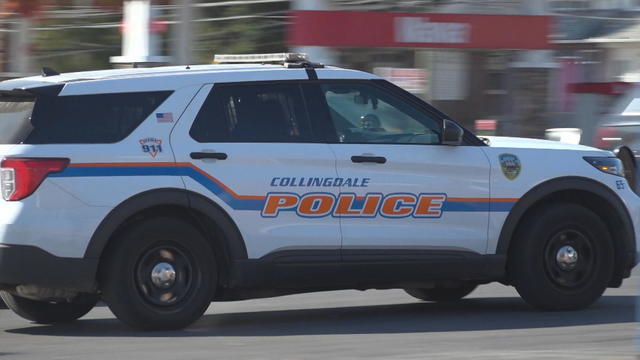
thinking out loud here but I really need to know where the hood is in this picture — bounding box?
[483,136,606,152]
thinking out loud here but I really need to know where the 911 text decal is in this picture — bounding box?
[261,192,446,218]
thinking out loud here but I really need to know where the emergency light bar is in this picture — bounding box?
[213,53,309,64]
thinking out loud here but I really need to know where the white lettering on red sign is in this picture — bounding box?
[395,17,470,44]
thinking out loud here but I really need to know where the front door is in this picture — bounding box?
[315,81,491,255]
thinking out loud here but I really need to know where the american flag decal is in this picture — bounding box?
[156,112,174,123]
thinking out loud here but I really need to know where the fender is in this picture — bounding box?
[496,176,636,280]
[83,188,248,261]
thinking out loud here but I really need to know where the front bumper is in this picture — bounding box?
[0,244,97,292]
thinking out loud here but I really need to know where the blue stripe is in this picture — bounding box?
[443,201,514,212]
[443,201,491,212]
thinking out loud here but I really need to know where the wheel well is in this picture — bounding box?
[97,204,233,290]
[507,189,629,286]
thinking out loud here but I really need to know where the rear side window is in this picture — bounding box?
[190,83,313,143]
[22,91,171,144]
[0,96,36,144]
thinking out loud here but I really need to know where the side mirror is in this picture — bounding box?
[442,119,463,146]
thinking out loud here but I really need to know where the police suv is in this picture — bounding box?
[0,54,637,330]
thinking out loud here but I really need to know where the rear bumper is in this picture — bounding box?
[0,244,97,292]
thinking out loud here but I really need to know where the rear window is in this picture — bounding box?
[0,91,171,144]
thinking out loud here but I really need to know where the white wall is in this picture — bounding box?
[606,47,640,82]
[430,51,469,101]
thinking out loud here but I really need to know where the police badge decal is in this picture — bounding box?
[499,153,521,180]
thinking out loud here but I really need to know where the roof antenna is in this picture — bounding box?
[186,65,191,69]
[41,67,60,77]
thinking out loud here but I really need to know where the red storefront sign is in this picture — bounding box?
[289,11,551,50]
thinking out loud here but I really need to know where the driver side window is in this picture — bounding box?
[320,83,441,144]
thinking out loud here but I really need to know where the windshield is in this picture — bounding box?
[0,96,36,144]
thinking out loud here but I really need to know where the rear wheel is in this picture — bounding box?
[405,283,477,302]
[0,291,97,324]
[509,203,614,310]
[100,217,216,330]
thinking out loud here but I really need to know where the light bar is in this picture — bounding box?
[213,53,308,64]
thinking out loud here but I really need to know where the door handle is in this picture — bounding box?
[190,152,228,160]
[351,155,386,164]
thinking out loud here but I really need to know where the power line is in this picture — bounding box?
[0,8,290,32]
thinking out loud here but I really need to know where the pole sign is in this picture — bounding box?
[289,11,551,50]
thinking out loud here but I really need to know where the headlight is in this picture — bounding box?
[583,156,624,177]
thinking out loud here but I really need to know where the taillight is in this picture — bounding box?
[0,158,69,201]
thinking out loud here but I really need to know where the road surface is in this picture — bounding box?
[0,272,637,359]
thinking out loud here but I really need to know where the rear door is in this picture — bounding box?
[170,82,341,260]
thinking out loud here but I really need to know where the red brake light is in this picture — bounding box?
[0,158,69,201]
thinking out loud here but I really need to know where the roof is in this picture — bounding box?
[6,64,292,84]
[0,63,378,95]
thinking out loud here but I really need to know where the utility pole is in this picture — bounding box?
[290,0,337,65]
[506,0,554,137]
[7,16,32,75]
[171,0,193,65]
[111,0,170,68]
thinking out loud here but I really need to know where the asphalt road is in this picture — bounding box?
[0,272,637,360]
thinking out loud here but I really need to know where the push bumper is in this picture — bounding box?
[0,244,97,292]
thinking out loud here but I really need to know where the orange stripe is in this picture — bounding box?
[182,163,265,201]
[69,162,266,201]
[66,163,518,204]
[69,162,178,168]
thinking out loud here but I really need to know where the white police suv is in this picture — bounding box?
[0,54,637,330]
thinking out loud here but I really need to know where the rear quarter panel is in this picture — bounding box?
[0,85,202,257]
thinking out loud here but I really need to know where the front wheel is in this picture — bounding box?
[100,217,217,331]
[0,291,97,324]
[509,203,614,310]
[405,283,477,302]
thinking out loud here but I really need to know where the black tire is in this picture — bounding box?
[405,283,477,302]
[0,291,97,324]
[100,217,216,331]
[509,203,614,310]
[615,146,637,193]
